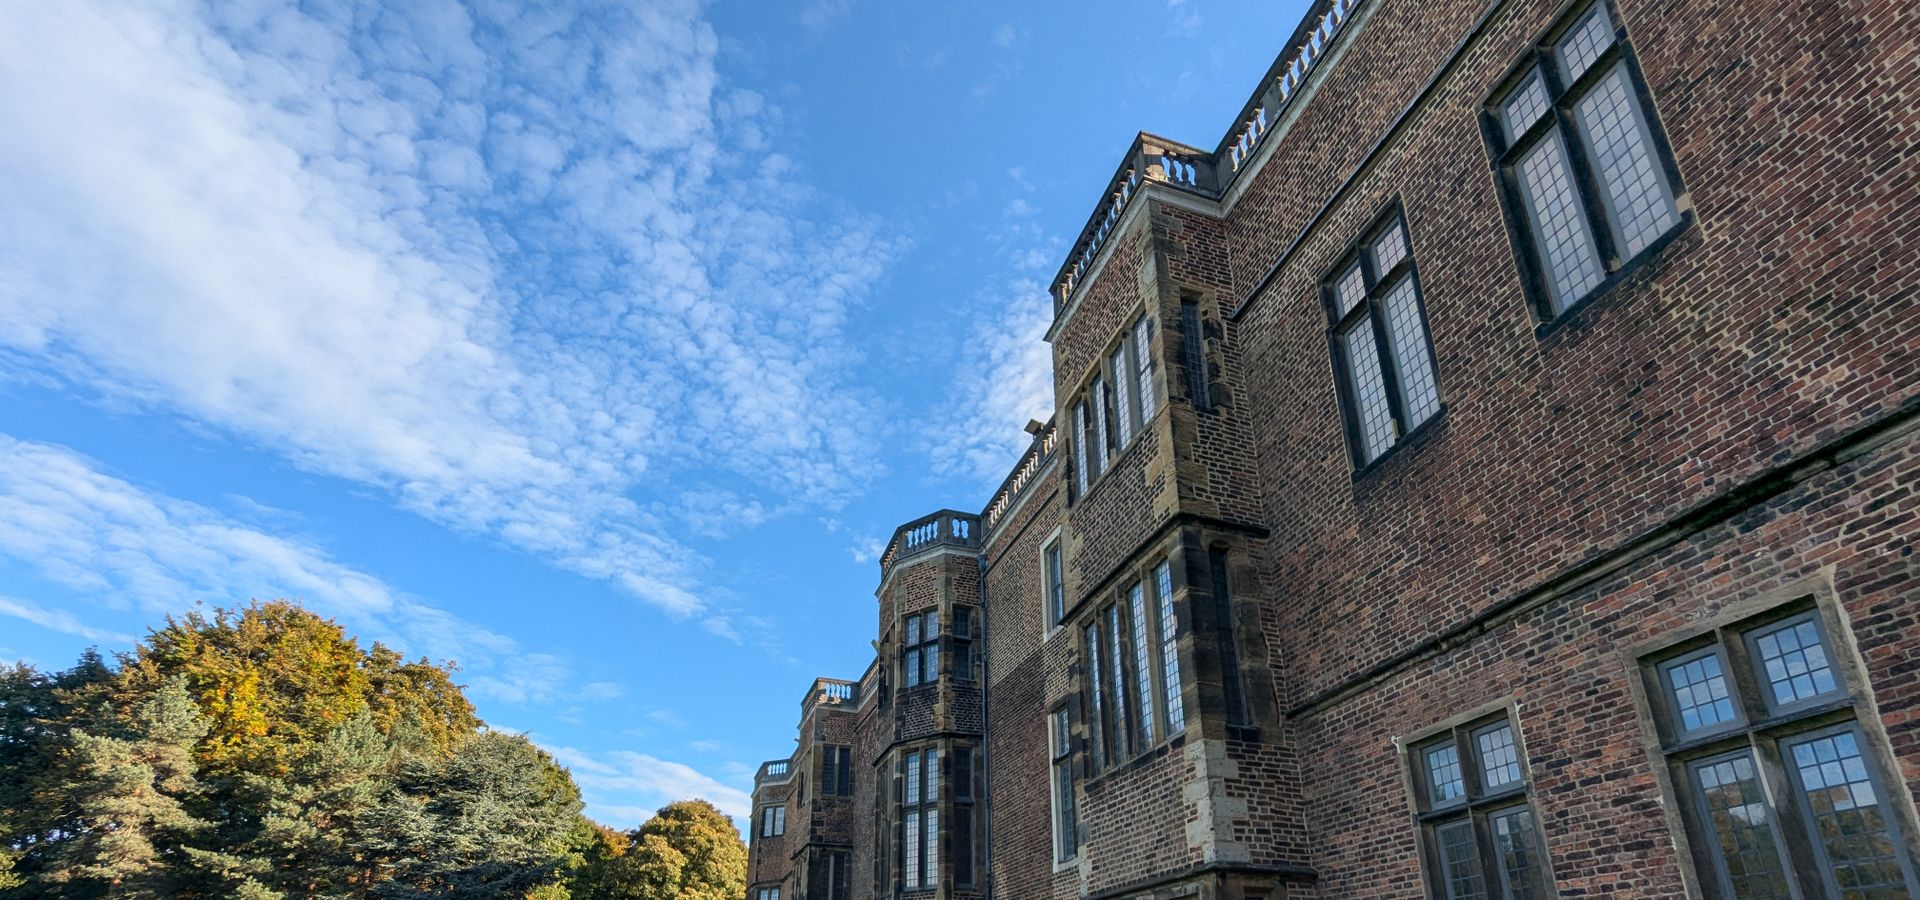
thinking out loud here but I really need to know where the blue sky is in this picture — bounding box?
[0,0,1305,829]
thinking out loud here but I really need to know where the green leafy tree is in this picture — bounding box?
[41,676,214,898]
[625,801,746,900]
[366,732,583,899]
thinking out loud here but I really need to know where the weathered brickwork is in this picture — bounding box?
[743,0,1920,897]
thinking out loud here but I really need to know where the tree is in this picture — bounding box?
[366,732,583,899]
[624,801,746,900]
[40,676,214,898]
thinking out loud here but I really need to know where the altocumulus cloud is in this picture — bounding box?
[0,0,900,623]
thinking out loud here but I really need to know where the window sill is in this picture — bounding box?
[1349,407,1449,484]
[1084,731,1187,791]
[1532,212,1695,342]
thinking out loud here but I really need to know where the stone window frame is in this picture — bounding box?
[1319,200,1445,475]
[759,804,786,838]
[821,850,850,900]
[899,745,940,892]
[902,609,940,689]
[1041,527,1067,640]
[1067,309,1160,504]
[1624,571,1920,900]
[1479,0,1691,328]
[820,745,853,797]
[1398,699,1559,900]
[1048,703,1081,868]
[1079,549,1187,777]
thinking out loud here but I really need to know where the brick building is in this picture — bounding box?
[745,0,1920,896]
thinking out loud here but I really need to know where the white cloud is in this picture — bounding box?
[1168,0,1204,37]
[0,435,588,708]
[0,0,898,624]
[546,744,755,828]
[799,0,855,37]
[927,194,1058,485]
[0,595,139,646]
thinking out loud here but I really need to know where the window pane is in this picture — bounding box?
[904,811,921,889]
[1664,651,1737,734]
[1073,403,1090,495]
[906,617,921,645]
[1574,64,1677,258]
[1336,264,1368,316]
[1516,129,1605,312]
[1046,544,1065,624]
[925,809,939,885]
[1129,583,1156,744]
[1086,623,1105,767]
[905,752,921,803]
[1691,753,1793,899]
[1051,709,1071,759]
[1558,6,1613,82]
[1490,807,1546,900]
[1341,317,1396,462]
[925,642,940,683]
[1424,743,1466,805]
[1106,604,1131,754]
[1502,70,1550,143]
[1436,820,1488,900]
[1477,722,1524,790]
[1054,758,1077,860]
[1156,562,1185,734]
[1381,276,1440,426]
[1788,729,1911,895]
[1093,378,1111,470]
[905,649,921,687]
[1111,345,1133,446]
[1374,221,1409,273]
[1752,617,1839,707]
[1134,318,1156,422]
[926,613,940,639]
[926,749,939,802]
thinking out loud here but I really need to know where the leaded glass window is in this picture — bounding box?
[1485,0,1684,318]
[1410,711,1552,899]
[1323,205,1443,469]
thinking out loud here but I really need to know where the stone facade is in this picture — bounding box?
[745,0,1920,896]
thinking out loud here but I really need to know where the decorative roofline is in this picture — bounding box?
[1049,0,1365,312]
[983,418,1059,534]
[878,509,982,575]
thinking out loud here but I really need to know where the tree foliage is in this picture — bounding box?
[0,600,735,900]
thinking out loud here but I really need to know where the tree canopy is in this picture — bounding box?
[0,600,745,900]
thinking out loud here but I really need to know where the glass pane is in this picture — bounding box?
[904,811,921,889]
[1502,70,1551,143]
[1574,64,1677,258]
[1073,403,1090,495]
[906,617,921,645]
[1336,264,1367,315]
[1425,743,1466,805]
[1093,378,1111,470]
[1086,623,1105,765]
[1752,617,1840,707]
[1106,605,1130,752]
[926,749,939,802]
[925,809,939,883]
[927,613,940,639]
[1341,318,1396,462]
[1490,807,1546,900]
[905,752,921,804]
[1436,820,1487,900]
[1156,562,1185,734]
[1516,129,1606,312]
[1381,276,1440,426]
[1111,345,1133,446]
[1374,221,1409,273]
[1691,753,1793,899]
[1558,7,1613,82]
[1051,709,1070,758]
[1664,651,1738,734]
[1788,730,1911,895]
[1129,583,1156,744]
[1477,722,1524,790]
[1133,318,1156,422]
[925,642,940,682]
[905,649,921,687]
